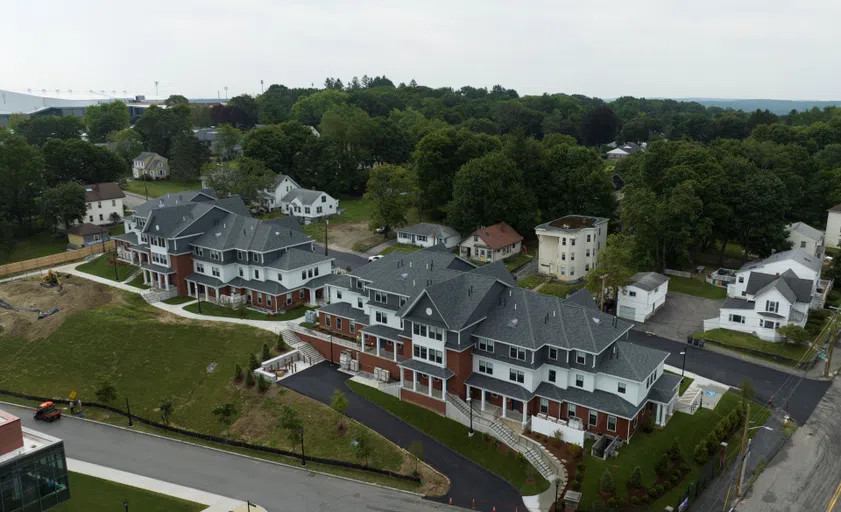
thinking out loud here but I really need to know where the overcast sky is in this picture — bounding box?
[5,0,840,100]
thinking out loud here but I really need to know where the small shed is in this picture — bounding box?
[67,223,110,249]
[617,272,669,322]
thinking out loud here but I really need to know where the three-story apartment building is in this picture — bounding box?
[536,215,608,281]
[305,245,680,441]
[113,189,335,308]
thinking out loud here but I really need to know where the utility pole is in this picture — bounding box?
[735,404,750,498]
[324,219,329,256]
[154,81,159,98]
[825,315,838,377]
[599,274,608,312]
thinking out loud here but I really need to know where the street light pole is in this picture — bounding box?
[112,244,120,281]
[467,396,474,437]
[125,397,134,427]
[554,475,561,512]
[123,499,128,512]
[300,427,306,466]
[324,219,329,256]
[680,349,687,379]
[329,325,334,366]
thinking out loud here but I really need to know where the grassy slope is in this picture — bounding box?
[183,301,309,321]
[162,296,195,305]
[76,254,135,281]
[348,381,550,496]
[517,273,548,289]
[580,392,767,509]
[0,231,68,264]
[55,472,204,512]
[380,243,422,256]
[123,180,203,199]
[539,282,584,298]
[0,294,403,472]
[697,328,816,362]
[668,276,727,300]
[504,253,533,271]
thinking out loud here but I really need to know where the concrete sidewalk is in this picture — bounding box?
[68,459,245,511]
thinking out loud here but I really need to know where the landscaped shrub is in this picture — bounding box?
[571,480,581,491]
[245,370,255,386]
[680,462,691,474]
[257,373,271,392]
[575,471,583,482]
[663,479,673,491]
[517,452,526,464]
[671,472,681,484]
[618,497,628,507]
[668,437,682,460]
[694,442,708,463]
[233,363,243,381]
[484,433,493,443]
[628,465,643,488]
[262,343,271,361]
[648,487,658,498]
[248,353,259,370]
[600,469,615,494]
[606,497,617,507]
[656,484,664,495]
[654,454,669,475]
[568,444,582,459]
[630,495,641,506]
[577,462,586,472]
[640,493,650,504]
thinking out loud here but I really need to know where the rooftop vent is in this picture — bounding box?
[507,318,519,328]
[592,317,601,325]
[215,232,221,237]
[155,225,160,231]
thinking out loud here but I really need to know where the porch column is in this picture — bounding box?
[428,375,433,397]
[466,384,471,402]
[376,337,381,357]
[502,397,508,419]
[393,342,397,362]
[164,274,169,291]
[400,369,405,388]
[413,370,418,392]
[143,270,149,285]
[481,389,486,411]
[442,382,447,403]
[521,400,528,427]
[656,404,663,426]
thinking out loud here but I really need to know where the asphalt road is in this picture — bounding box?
[2,403,457,512]
[282,364,527,512]
[314,244,368,271]
[627,331,830,424]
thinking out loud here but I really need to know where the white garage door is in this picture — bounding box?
[617,305,636,320]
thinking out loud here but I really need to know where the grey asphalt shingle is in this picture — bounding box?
[754,277,797,304]
[565,288,598,310]
[319,302,369,323]
[397,223,460,239]
[398,359,455,380]
[739,248,822,274]
[746,272,813,303]
[627,272,669,292]
[648,373,682,404]
[597,342,669,381]
[786,222,824,241]
[191,215,312,252]
[281,188,326,206]
[465,373,532,401]
[267,248,332,270]
[361,324,407,341]
[722,297,756,310]
[133,189,217,218]
[468,261,516,287]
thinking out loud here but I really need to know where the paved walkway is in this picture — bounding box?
[363,238,396,257]
[68,459,244,511]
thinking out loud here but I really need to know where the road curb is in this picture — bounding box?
[0,400,425,498]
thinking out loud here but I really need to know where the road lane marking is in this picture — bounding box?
[827,480,841,512]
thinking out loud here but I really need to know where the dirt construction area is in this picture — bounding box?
[0,276,119,340]
[326,222,385,252]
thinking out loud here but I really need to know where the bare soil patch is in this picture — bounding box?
[0,276,119,340]
[327,222,385,253]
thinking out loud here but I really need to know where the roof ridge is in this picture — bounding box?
[555,297,570,348]
[582,307,597,352]
[522,290,537,349]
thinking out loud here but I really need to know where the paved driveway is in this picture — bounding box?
[637,292,723,341]
[282,364,526,511]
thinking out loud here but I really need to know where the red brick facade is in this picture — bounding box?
[446,347,474,396]
[401,388,446,415]
[319,312,361,338]
[169,253,193,296]
[0,411,23,457]
[295,331,400,378]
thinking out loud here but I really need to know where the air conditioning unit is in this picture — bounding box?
[374,368,382,381]
[381,370,390,382]
[350,359,359,372]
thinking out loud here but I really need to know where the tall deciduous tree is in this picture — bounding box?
[164,94,189,106]
[242,121,315,177]
[84,101,130,142]
[42,139,126,185]
[292,89,348,126]
[580,106,620,147]
[134,104,191,157]
[110,129,144,165]
[216,124,242,161]
[0,131,44,225]
[584,234,637,301]
[40,182,86,233]
[15,116,84,146]
[169,132,210,183]
[447,152,537,236]
[541,144,616,220]
[364,164,415,234]
[201,157,274,204]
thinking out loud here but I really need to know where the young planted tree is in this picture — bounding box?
[407,440,424,476]
[159,400,174,425]
[212,403,237,438]
[331,390,349,432]
[276,331,288,352]
[600,468,616,494]
[248,353,260,370]
[257,374,271,392]
[95,381,118,403]
[776,324,812,345]
[245,370,256,387]
[628,465,643,488]
[280,405,303,453]
[233,363,243,381]
[262,343,271,362]
[353,430,373,467]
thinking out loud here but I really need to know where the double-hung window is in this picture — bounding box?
[375,311,387,324]
[576,352,586,365]
[212,267,220,277]
[575,374,584,388]
[428,326,444,341]
[478,360,493,375]
[607,415,617,432]
[509,347,527,361]
[765,301,779,313]
[509,369,525,384]
[413,323,427,337]
[336,317,342,330]
[478,338,494,352]
[549,347,558,360]
[429,349,443,364]
[589,411,598,427]
[413,345,427,359]
[196,263,205,273]
[617,382,626,394]
[548,369,556,382]
[568,404,577,419]
[540,398,549,414]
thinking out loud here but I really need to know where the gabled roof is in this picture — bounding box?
[828,204,841,213]
[627,272,669,292]
[267,247,332,270]
[598,342,670,382]
[281,188,328,206]
[134,151,168,168]
[398,223,460,239]
[566,288,599,310]
[83,183,124,202]
[722,297,755,310]
[410,273,505,330]
[467,261,516,287]
[465,222,523,250]
[270,173,300,190]
[738,249,822,274]
[191,214,312,252]
[786,222,824,241]
[67,223,106,236]
[745,271,813,303]
[754,277,797,304]
[133,189,218,218]
[265,216,303,232]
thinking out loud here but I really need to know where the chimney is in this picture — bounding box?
[412,279,416,287]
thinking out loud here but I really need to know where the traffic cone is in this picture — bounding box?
[472,498,476,510]
[492,507,496,512]
[448,497,453,505]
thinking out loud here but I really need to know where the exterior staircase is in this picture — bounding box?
[141,290,161,304]
[281,327,325,365]
[447,393,564,485]
[677,381,704,414]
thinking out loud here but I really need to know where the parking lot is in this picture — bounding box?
[635,291,724,341]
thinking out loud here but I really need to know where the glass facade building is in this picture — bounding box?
[0,434,70,511]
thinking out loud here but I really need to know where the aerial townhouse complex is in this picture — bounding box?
[113,189,335,309]
[305,245,680,442]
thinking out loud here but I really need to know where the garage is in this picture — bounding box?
[617,305,636,320]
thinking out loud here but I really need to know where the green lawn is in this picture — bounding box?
[107,224,126,237]
[123,179,203,199]
[503,253,533,271]
[707,241,749,261]
[665,370,694,396]
[0,293,406,475]
[697,328,817,364]
[539,281,584,299]
[517,273,548,289]
[668,276,726,300]
[76,254,135,281]
[579,392,766,509]
[347,381,550,495]
[380,243,422,256]
[162,296,195,305]
[55,472,204,512]
[183,301,309,321]
[0,230,68,264]
[126,274,149,289]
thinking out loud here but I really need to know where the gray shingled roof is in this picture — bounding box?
[191,214,312,252]
[465,373,532,401]
[304,273,343,290]
[267,248,332,270]
[416,273,505,330]
[722,297,755,310]
[627,272,669,292]
[739,249,822,274]
[471,287,633,353]
[113,231,140,245]
[141,262,175,273]
[184,272,223,287]
[648,373,682,404]
[787,222,824,241]
[468,261,516,287]
[598,342,669,381]
[399,359,455,380]
[281,188,327,206]
[754,277,797,304]
[265,216,303,232]
[565,288,599,310]
[397,223,460,239]
[353,249,470,297]
[133,189,218,218]
[745,272,813,303]
[319,302,369,323]
[361,324,407,341]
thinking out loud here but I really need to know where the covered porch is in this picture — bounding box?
[361,325,408,363]
[399,359,454,402]
[464,373,532,428]
[141,263,175,291]
[185,273,224,304]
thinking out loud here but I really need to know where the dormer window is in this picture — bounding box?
[509,347,526,361]
[549,347,558,360]
[576,352,585,365]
